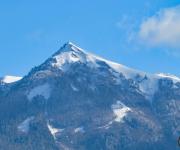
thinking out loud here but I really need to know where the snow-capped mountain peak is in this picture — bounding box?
[50,42,143,77]
[51,43,159,96]
[50,42,87,71]
[52,42,85,57]
[29,42,179,98]
[1,42,180,150]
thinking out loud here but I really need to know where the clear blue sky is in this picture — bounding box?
[0,0,180,77]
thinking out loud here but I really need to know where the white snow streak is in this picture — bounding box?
[157,73,180,83]
[47,123,64,139]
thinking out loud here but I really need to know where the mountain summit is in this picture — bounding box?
[0,42,180,150]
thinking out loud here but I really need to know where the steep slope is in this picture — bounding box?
[0,42,179,150]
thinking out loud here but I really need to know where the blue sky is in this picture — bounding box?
[0,0,180,77]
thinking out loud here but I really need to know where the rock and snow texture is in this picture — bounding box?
[0,75,22,84]
[27,83,51,101]
[137,76,159,97]
[52,51,82,71]
[98,101,131,129]
[0,42,179,150]
[53,42,141,78]
[112,101,131,122]
[52,42,87,70]
[18,117,34,133]
[51,42,98,71]
[49,42,180,98]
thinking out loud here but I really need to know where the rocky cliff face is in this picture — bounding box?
[0,42,179,150]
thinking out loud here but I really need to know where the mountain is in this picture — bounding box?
[0,42,180,150]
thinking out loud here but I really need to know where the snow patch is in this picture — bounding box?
[18,117,34,133]
[47,123,64,139]
[1,76,22,84]
[112,101,131,122]
[74,127,85,133]
[98,101,131,129]
[27,83,50,101]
